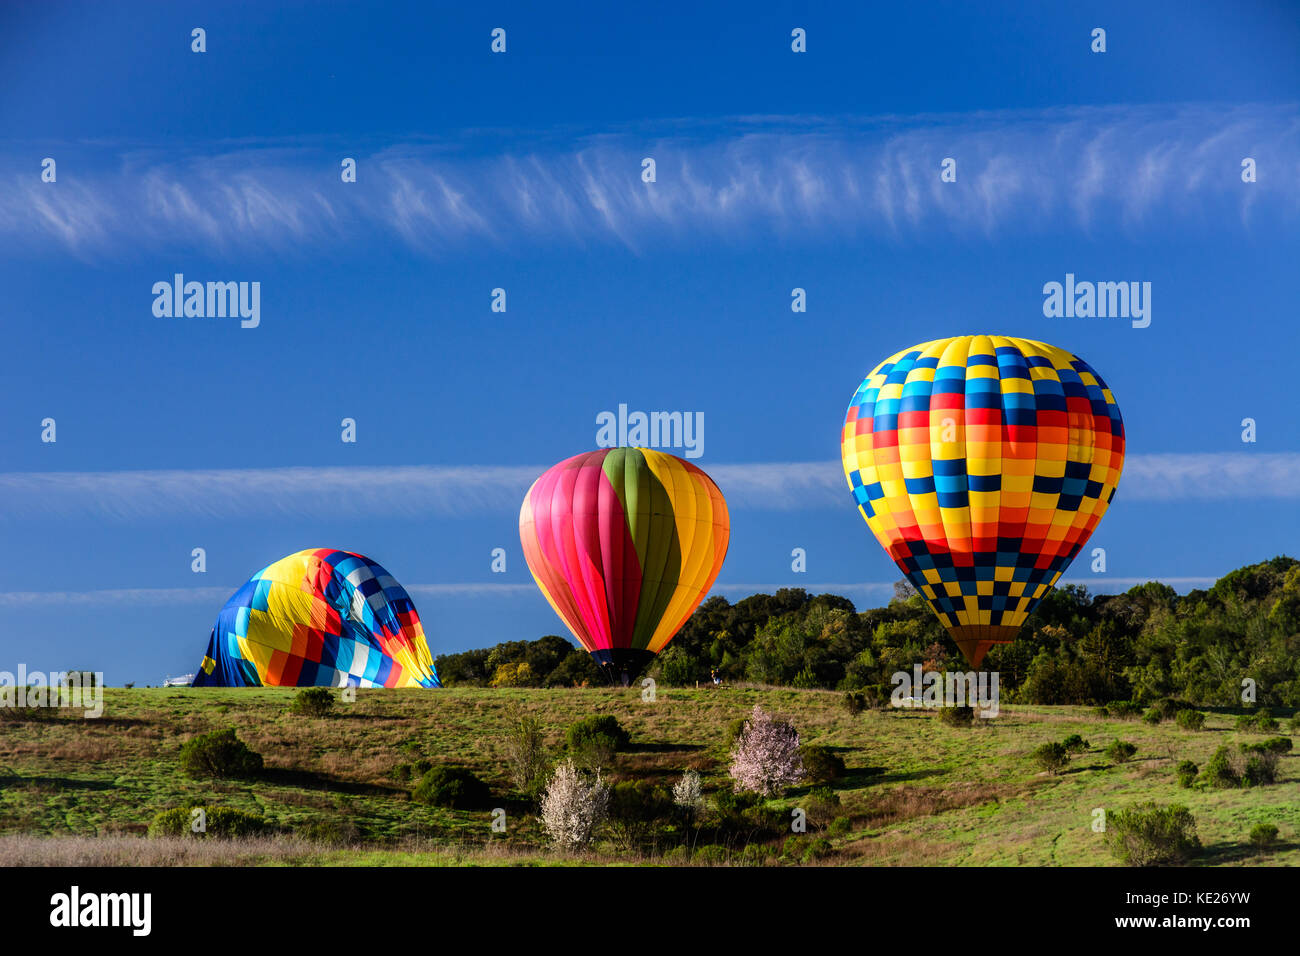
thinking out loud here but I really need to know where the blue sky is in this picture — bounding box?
[1,1,1298,685]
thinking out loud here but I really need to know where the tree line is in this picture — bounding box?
[433,556,1300,707]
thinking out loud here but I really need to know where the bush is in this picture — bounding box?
[1155,698,1191,720]
[565,715,628,773]
[1105,803,1200,866]
[300,817,361,845]
[288,687,335,717]
[1142,708,1162,725]
[1175,760,1198,789]
[1105,740,1138,764]
[828,815,852,837]
[411,765,492,809]
[502,706,550,796]
[1249,823,1279,850]
[606,780,674,850]
[1107,701,1143,720]
[801,837,834,863]
[1062,734,1089,753]
[1236,710,1279,733]
[939,706,974,728]
[1200,746,1240,788]
[1174,709,1205,731]
[801,785,842,830]
[179,728,263,779]
[1031,742,1069,775]
[1092,706,1110,719]
[566,715,630,752]
[842,692,866,716]
[738,842,774,865]
[147,805,269,839]
[799,744,846,783]
[1242,751,1278,787]
[1288,714,1300,733]
[1248,736,1293,754]
[693,844,729,865]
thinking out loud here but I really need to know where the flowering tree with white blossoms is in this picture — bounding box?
[540,757,610,851]
[672,769,703,822]
[728,704,805,796]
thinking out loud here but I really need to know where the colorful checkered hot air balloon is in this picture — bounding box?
[841,335,1125,667]
[519,448,730,682]
[193,548,440,688]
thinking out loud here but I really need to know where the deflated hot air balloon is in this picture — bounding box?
[193,548,440,688]
[519,448,730,682]
[841,335,1125,667]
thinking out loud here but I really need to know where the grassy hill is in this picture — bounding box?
[1,686,1295,866]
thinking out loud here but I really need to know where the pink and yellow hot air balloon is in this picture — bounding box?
[519,448,730,681]
[841,335,1125,667]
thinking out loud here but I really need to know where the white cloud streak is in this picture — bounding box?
[2,103,1295,256]
[0,453,1295,523]
[0,574,1221,610]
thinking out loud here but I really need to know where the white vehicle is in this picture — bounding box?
[162,674,195,687]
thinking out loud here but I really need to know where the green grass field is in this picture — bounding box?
[0,686,1295,865]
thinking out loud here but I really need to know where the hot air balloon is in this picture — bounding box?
[193,548,440,688]
[841,335,1125,667]
[519,448,730,682]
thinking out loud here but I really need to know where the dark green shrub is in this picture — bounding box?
[1242,751,1278,787]
[289,687,335,717]
[1249,823,1279,850]
[566,715,630,751]
[1288,714,1300,733]
[411,765,492,809]
[1142,708,1162,725]
[738,842,774,865]
[1247,736,1293,754]
[801,837,834,863]
[939,706,974,728]
[179,728,263,779]
[802,785,842,830]
[1105,803,1200,866]
[1107,701,1142,720]
[799,745,846,783]
[1062,734,1089,753]
[1200,746,1239,788]
[724,717,748,751]
[301,817,361,845]
[1031,742,1069,774]
[1155,698,1191,720]
[147,805,269,838]
[842,692,866,716]
[606,780,673,850]
[1092,706,1110,719]
[1175,760,1198,789]
[693,844,729,865]
[1174,709,1205,731]
[828,816,852,837]
[1105,739,1138,763]
[1236,710,1279,733]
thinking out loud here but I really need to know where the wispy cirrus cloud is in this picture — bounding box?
[0,574,1221,610]
[0,453,1296,522]
[3,103,1296,257]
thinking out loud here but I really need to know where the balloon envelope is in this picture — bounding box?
[841,335,1125,667]
[519,448,730,677]
[193,548,440,687]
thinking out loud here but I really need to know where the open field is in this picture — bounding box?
[1,686,1296,866]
